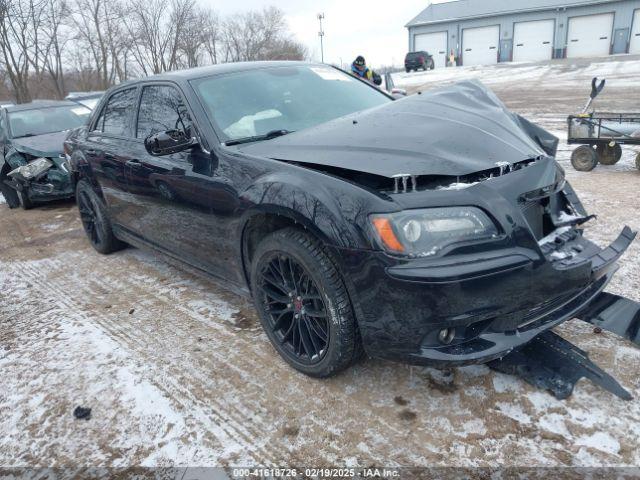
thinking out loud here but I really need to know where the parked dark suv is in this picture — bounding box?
[66,61,634,378]
[404,51,435,72]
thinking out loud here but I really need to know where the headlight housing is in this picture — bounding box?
[8,157,53,179]
[371,207,499,257]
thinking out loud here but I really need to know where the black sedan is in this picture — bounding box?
[65,61,635,378]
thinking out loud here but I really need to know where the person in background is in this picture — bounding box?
[350,56,382,86]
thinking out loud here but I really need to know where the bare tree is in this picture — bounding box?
[0,0,46,102]
[222,7,306,62]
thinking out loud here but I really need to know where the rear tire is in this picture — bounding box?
[76,179,125,254]
[571,145,598,172]
[250,228,362,378]
[596,143,622,165]
[429,58,435,70]
[636,152,640,171]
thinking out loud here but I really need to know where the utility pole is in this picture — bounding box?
[317,13,325,63]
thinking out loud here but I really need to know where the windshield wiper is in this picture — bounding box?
[225,129,294,146]
[15,133,38,138]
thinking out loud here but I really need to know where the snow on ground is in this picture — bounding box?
[393,56,640,90]
[0,193,5,204]
[1,55,640,469]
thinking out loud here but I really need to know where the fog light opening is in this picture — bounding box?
[438,328,456,345]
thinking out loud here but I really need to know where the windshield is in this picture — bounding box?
[192,65,391,142]
[8,105,91,138]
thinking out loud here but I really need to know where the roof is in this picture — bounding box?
[3,99,80,113]
[124,60,314,85]
[406,0,619,27]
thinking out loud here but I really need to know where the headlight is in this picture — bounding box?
[8,157,53,179]
[371,207,499,257]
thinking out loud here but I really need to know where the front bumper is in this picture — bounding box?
[336,226,636,366]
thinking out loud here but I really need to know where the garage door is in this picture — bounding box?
[414,32,448,68]
[513,19,555,62]
[462,25,499,66]
[567,13,614,58]
[630,10,640,54]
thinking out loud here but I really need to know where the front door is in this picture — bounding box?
[124,83,241,278]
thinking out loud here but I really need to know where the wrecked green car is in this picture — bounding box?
[0,100,91,209]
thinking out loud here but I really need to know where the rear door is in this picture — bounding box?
[462,25,499,66]
[414,32,448,68]
[84,87,138,226]
[630,9,640,54]
[566,13,614,58]
[513,19,555,62]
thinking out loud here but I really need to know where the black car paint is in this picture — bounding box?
[66,61,635,367]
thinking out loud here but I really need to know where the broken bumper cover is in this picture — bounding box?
[340,226,636,366]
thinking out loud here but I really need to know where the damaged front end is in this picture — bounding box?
[241,79,639,399]
[1,152,73,208]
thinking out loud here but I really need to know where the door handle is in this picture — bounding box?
[126,159,142,168]
[86,149,97,155]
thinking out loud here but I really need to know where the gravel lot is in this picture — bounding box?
[2,55,640,469]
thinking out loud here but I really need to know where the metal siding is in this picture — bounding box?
[407,0,640,62]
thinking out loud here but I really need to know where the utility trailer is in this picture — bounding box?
[568,78,640,172]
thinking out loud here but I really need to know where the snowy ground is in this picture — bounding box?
[1,55,640,470]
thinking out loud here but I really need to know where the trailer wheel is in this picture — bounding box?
[596,143,622,165]
[571,145,598,172]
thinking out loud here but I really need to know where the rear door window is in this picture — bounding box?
[136,85,191,139]
[95,88,137,137]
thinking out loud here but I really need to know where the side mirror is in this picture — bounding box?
[144,129,198,156]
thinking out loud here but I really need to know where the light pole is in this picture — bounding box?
[317,13,325,63]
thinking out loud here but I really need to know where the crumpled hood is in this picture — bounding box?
[240,80,558,178]
[10,131,67,158]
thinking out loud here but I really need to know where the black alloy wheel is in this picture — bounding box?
[251,228,362,377]
[259,254,329,364]
[76,179,124,254]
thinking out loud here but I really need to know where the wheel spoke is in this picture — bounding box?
[302,317,322,356]
[304,307,326,318]
[306,315,328,343]
[298,319,315,358]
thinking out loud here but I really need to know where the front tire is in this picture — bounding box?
[251,228,361,378]
[636,152,640,171]
[76,179,125,254]
[571,145,598,172]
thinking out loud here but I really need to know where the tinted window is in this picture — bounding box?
[98,88,137,137]
[8,105,91,138]
[192,65,390,141]
[136,85,191,139]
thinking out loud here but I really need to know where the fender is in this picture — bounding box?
[238,170,371,250]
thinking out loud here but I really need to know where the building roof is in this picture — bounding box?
[406,0,619,27]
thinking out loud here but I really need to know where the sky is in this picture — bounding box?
[199,0,453,69]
